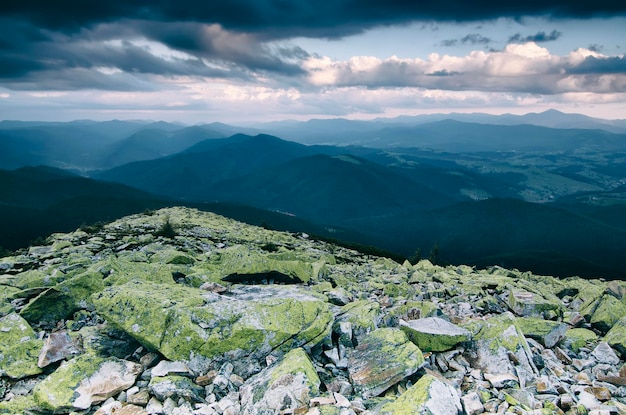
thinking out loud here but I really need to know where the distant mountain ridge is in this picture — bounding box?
[3,112,626,278]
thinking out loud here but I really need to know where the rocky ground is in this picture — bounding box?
[1,207,625,415]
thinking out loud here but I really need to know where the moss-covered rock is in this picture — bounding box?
[507,289,562,318]
[516,317,567,348]
[400,317,471,352]
[92,281,333,369]
[0,286,21,317]
[19,271,104,325]
[379,373,462,415]
[32,353,141,411]
[604,316,626,356]
[562,328,598,353]
[335,300,382,338]
[590,294,626,333]
[188,245,318,284]
[0,313,43,379]
[92,257,177,286]
[0,394,39,414]
[240,348,320,415]
[348,328,424,399]
[150,249,197,265]
[2,268,67,290]
[464,313,535,376]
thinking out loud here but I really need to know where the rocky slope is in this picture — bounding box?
[1,207,625,415]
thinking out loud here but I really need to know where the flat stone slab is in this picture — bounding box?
[400,317,471,352]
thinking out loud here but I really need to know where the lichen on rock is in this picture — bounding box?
[0,313,43,379]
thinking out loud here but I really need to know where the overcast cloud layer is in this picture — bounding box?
[1,0,625,122]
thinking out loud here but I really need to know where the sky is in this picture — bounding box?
[1,1,625,123]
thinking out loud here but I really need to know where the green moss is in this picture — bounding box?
[516,317,567,347]
[507,289,562,318]
[193,245,316,284]
[0,313,43,379]
[400,319,471,352]
[383,282,414,299]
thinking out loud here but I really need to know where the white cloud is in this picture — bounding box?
[302,42,626,94]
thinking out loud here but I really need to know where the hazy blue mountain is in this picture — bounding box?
[97,134,316,199]
[100,126,226,168]
[256,110,626,141]
[264,119,626,151]
[208,153,459,224]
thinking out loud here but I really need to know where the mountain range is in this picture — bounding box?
[2,110,626,279]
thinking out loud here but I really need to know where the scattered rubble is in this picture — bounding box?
[1,207,625,414]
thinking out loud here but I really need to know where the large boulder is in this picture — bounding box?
[20,271,104,325]
[589,294,626,333]
[516,317,567,348]
[0,313,43,379]
[33,353,142,411]
[335,300,383,339]
[240,348,320,415]
[399,317,471,352]
[463,313,536,381]
[507,288,562,318]
[348,327,424,399]
[92,281,333,374]
[194,245,319,284]
[605,316,626,356]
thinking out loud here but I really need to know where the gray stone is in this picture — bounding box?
[592,342,620,365]
[461,392,484,415]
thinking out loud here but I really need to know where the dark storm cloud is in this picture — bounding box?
[1,0,625,92]
[2,1,626,37]
[508,30,562,43]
